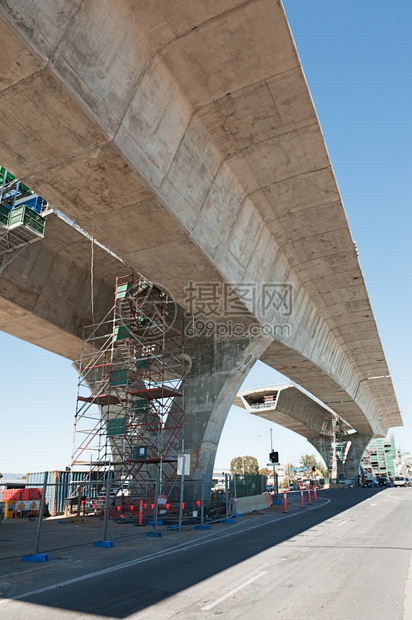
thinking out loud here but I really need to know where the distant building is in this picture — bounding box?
[212,469,231,484]
[362,435,397,477]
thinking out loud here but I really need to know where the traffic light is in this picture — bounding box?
[269,451,279,463]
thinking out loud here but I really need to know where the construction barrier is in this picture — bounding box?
[0,472,279,560]
[282,490,288,513]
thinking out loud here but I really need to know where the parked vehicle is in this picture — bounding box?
[362,479,379,488]
[405,477,411,486]
[393,476,408,487]
[376,476,391,487]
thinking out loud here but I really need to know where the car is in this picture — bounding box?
[393,476,408,487]
[376,476,391,487]
[362,479,379,488]
[211,482,225,492]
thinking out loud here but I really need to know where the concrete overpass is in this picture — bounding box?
[234,385,369,478]
[0,1,401,485]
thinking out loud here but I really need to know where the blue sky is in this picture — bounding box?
[1,1,411,475]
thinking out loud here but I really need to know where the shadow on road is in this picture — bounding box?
[2,488,391,617]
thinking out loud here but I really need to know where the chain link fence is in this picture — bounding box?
[0,472,267,560]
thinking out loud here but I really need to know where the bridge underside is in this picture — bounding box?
[234,385,346,441]
[235,385,372,479]
[0,1,401,483]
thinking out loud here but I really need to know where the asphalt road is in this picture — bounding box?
[2,488,412,619]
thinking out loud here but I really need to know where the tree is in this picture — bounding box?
[299,454,318,470]
[286,462,296,481]
[230,455,259,475]
[259,467,272,478]
[299,454,327,478]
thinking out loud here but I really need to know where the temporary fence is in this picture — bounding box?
[0,473,242,561]
[0,473,328,562]
[229,474,267,498]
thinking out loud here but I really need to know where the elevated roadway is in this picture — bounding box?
[0,1,401,481]
[234,384,367,476]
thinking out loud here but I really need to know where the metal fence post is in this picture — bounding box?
[153,477,159,531]
[200,477,204,525]
[102,470,112,542]
[34,471,48,555]
[225,474,229,517]
[178,454,186,530]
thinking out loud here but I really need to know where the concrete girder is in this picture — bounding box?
[0,1,401,443]
[234,385,340,440]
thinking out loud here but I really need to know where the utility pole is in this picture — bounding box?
[270,428,278,496]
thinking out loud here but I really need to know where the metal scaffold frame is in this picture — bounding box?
[71,274,186,505]
[328,415,356,482]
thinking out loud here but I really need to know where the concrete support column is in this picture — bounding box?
[309,436,331,472]
[182,331,271,499]
[310,432,373,485]
[343,433,374,482]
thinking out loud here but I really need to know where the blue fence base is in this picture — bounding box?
[235,513,244,518]
[221,518,235,524]
[146,531,162,538]
[22,553,49,562]
[148,520,164,526]
[93,541,115,548]
[194,524,210,530]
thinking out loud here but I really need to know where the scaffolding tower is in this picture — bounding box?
[327,414,358,482]
[71,274,186,503]
[329,415,348,482]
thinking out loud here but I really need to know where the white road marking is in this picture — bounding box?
[337,520,348,527]
[201,571,267,611]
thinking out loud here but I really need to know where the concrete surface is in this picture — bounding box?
[0,494,292,580]
[1,489,409,619]
[0,1,401,459]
